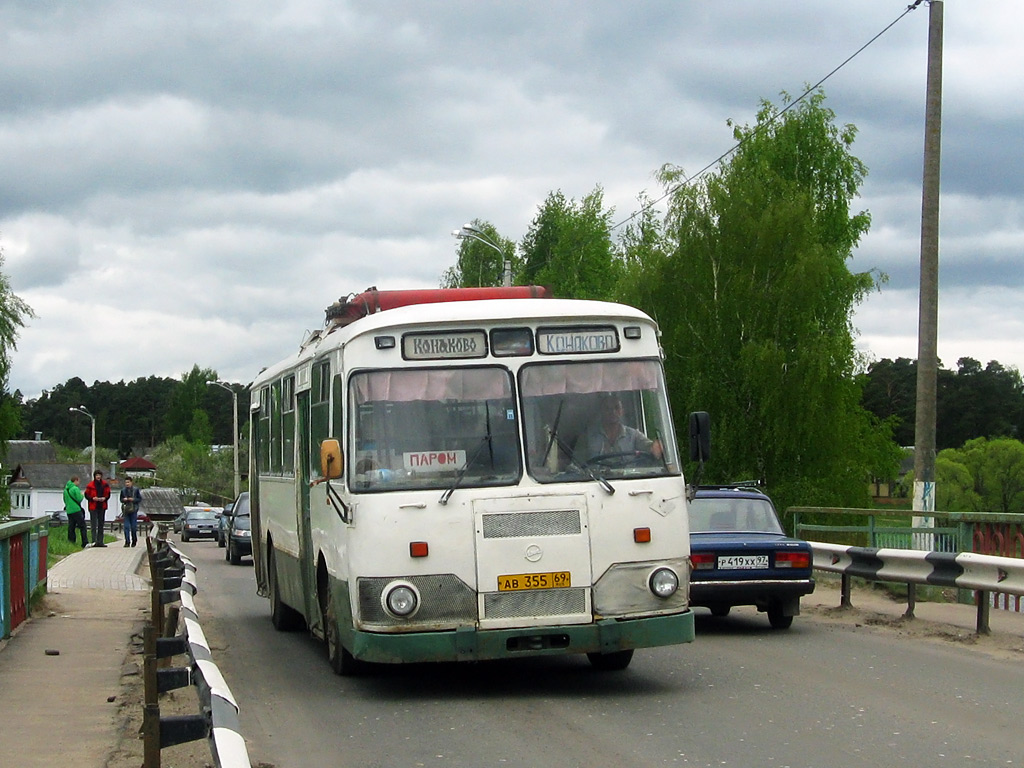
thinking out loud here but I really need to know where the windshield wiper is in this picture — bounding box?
[439,435,492,506]
[546,426,615,496]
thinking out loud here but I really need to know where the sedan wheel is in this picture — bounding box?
[767,607,794,630]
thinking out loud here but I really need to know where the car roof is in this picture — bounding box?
[693,485,772,501]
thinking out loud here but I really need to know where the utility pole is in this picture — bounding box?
[913,0,943,547]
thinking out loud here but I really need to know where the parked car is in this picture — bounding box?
[688,485,815,629]
[225,512,252,565]
[180,508,220,542]
[218,492,248,547]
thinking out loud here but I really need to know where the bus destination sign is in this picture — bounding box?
[403,331,487,360]
[537,326,619,355]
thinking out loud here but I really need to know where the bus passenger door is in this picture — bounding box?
[296,390,321,635]
[250,405,267,597]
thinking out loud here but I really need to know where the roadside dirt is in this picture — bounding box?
[801,576,1024,661]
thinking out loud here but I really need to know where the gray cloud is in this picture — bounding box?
[3,0,1023,401]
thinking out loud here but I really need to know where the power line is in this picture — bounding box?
[611,2,926,233]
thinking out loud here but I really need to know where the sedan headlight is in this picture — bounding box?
[648,567,679,598]
[382,581,420,618]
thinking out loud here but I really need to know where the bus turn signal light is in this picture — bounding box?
[633,527,651,543]
[409,541,429,558]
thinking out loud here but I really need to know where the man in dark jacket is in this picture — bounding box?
[84,470,110,547]
[119,476,143,548]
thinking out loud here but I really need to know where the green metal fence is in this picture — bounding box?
[789,507,1024,558]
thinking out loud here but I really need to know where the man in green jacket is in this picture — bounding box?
[63,475,88,547]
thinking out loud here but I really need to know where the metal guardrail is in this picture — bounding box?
[1,516,49,639]
[810,541,1024,634]
[144,530,251,768]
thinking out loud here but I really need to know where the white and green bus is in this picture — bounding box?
[249,286,696,674]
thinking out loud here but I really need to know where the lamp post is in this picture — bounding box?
[452,223,512,287]
[69,405,96,477]
[207,380,240,499]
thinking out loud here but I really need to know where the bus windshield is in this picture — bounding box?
[520,359,679,482]
[350,366,521,492]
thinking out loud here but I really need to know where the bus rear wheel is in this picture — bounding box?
[586,649,634,671]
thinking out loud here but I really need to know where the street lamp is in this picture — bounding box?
[452,223,512,287]
[207,380,240,499]
[69,405,95,477]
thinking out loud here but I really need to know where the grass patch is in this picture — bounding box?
[46,524,114,568]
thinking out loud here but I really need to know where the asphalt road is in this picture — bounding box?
[184,540,1023,768]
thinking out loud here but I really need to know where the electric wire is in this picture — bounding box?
[610,1,928,233]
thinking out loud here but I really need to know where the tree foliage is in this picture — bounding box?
[0,246,34,514]
[861,356,1024,448]
[936,437,1024,514]
[18,369,248,455]
[519,187,620,299]
[619,90,899,513]
[442,221,517,288]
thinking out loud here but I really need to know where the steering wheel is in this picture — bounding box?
[585,451,658,469]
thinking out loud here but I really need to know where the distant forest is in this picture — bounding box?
[860,357,1024,449]
[13,365,249,456]
[11,356,1023,459]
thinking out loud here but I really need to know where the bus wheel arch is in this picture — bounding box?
[268,539,303,632]
[318,554,362,676]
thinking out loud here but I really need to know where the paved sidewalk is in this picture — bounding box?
[0,542,151,768]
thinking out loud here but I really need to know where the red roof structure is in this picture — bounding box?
[120,456,157,471]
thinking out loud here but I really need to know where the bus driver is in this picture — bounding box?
[573,393,663,463]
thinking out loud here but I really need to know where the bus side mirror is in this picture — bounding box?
[321,439,344,479]
[688,411,711,463]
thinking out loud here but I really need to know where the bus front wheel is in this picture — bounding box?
[324,590,363,676]
[586,649,634,671]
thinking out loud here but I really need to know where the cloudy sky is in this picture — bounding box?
[3,1,1022,401]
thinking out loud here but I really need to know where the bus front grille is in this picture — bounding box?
[483,588,587,619]
[482,510,581,538]
[358,574,477,626]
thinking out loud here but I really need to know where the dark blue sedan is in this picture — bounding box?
[689,485,814,629]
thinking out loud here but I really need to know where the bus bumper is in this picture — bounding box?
[349,611,695,665]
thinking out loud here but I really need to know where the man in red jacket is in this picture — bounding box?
[84,470,111,547]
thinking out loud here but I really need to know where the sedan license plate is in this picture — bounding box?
[717,555,769,570]
[497,571,571,591]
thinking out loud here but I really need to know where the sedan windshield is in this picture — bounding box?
[688,497,785,534]
[187,511,218,521]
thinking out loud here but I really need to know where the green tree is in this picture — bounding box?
[442,221,517,288]
[936,437,1024,514]
[519,187,619,299]
[0,246,34,514]
[860,357,1024,449]
[859,357,918,446]
[620,90,899,514]
[165,365,218,439]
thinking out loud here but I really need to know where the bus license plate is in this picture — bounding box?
[497,572,571,591]
[717,555,769,570]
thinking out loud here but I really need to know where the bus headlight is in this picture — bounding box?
[648,567,679,598]
[382,582,420,618]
